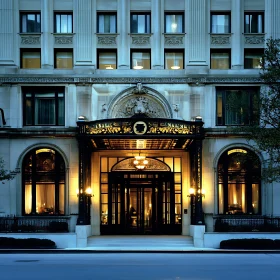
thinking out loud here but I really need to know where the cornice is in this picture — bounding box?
[0,75,264,85]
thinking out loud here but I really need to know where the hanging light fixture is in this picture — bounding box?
[133,153,148,170]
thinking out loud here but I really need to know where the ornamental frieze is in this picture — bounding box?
[81,120,200,136]
[54,36,73,44]
[245,36,265,44]
[97,36,117,45]
[211,36,230,45]
[131,36,150,45]
[0,76,263,84]
[164,36,184,45]
[21,36,40,45]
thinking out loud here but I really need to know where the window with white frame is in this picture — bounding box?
[97,13,117,33]
[54,12,73,33]
[211,12,231,33]
[20,12,41,33]
[244,12,264,33]
[130,13,151,33]
[165,13,184,33]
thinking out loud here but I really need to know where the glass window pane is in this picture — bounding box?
[22,51,41,69]
[101,158,108,172]
[101,173,108,183]
[165,51,183,70]
[166,14,183,33]
[211,51,230,69]
[244,49,263,69]
[56,51,73,69]
[211,14,230,33]
[132,51,150,69]
[174,173,181,184]
[98,51,117,69]
[35,97,55,125]
[174,158,181,172]
[59,184,65,214]
[36,184,55,214]
[252,184,260,214]
[24,184,32,214]
[101,184,108,193]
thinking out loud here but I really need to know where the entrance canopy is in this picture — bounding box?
[77,117,204,150]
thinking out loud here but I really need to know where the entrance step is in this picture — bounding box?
[86,235,195,251]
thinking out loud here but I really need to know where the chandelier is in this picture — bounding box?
[133,154,148,170]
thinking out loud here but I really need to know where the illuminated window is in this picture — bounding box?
[54,49,73,69]
[131,50,151,70]
[21,49,41,69]
[165,50,184,70]
[211,49,231,69]
[244,49,263,69]
[218,148,261,215]
[97,49,117,69]
[23,148,65,215]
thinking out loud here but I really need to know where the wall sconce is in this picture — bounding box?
[187,188,205,198]
[76,188,94,197]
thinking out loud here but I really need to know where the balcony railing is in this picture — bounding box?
[0,216,70,233]
[214,215,280,232]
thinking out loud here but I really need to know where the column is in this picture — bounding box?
[151,0,163,69]
[186,0,207,66]
[231,0,243,69]
[0,0,15,66]
[41,0,53,68]
[77,136,90,225]
[74,0,94,67]
[265,0,280,39]
[118,0,129,69]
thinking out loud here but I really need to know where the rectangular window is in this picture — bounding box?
[54,12,73,33]
[131,50,151,70]
[97,13,117,33]
[131,13,151,33]
[54,49,73,69]
[244,12,264,33]
[164,50,184,70]
[216,87,260,126]
[20,12,41,33]
[165,13,184,33]
[211,12,230,33]
[210,49,231,69]
[97,49,117,69]
[244,49,263,69]
[23,87,65,126]
[21,49,41,69]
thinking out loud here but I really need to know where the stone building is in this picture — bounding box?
[0,0,279,248]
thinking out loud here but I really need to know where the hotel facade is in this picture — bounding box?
[0,0,280,248]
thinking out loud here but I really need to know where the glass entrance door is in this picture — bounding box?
[127,187,154,234]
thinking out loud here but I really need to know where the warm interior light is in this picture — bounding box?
[85,187,92,196]
[171,65,180,70]
[133,153,148,170]
[105,65,113,69]
[189,188,195,195]
[133,60,143,70]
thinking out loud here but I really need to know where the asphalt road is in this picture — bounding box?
[0,253,280,280]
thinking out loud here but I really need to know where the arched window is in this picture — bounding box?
[218,148,261,215]
[22,148,65,215]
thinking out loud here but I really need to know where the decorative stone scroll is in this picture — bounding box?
[21,36,40,45]
[54,36,73,44]
[164,35,184,45]
[211,35,230,45]
[97,35,117,45]
[244,35,265,44]
[131,35,150,45]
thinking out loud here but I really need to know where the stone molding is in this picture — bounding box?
[211,35,230,45]
[164,35,184,45]
[131,35,150,45]
[20,35,41,45]
[54,36,73,44]
[0,76,263,84]
[97,35,117,45]
[244,35,265,44]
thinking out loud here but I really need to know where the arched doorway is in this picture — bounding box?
[100,157,182,235]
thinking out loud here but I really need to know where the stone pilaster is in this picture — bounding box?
[0,0,15,66]
[41,0,53,68]
[186,0,207,66]
[265,0,280,39]
[74,0,94,68]
[118,0,129,69]
[231,0,243,69]
[151,0,163,69]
